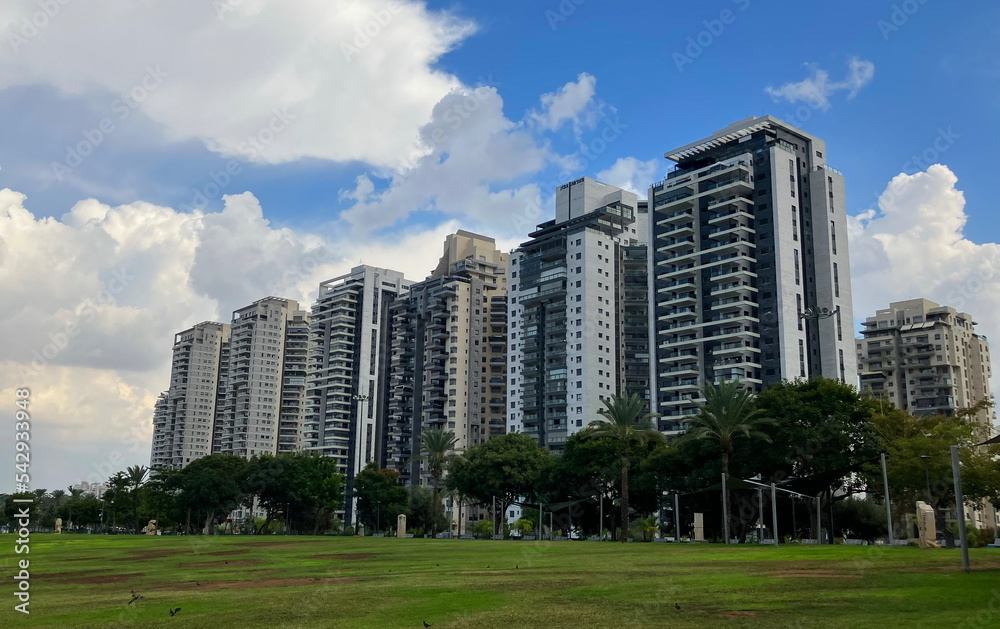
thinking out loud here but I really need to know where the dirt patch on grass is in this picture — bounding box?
[769,570,860,579]
[720,611,758,619]
[178,559,259,568]
[49,572,146,584]
[194,577,356,590]
[309,553,376,561]
[204,549,251,556]
[34,569,112,579]
[111,549,187,561]
[64,556,102,562]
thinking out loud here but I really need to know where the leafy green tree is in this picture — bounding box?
[407,485,446,535]
[588,393,663,542]
[867,399,1000,546]
[539,427,665,538]
[354,463,407,534]
[61,494,103,528]
[296,453,344,535]
[473,518,493,539]
[173,454,247,534]
[413,427,458,534]
[832,498,886,543]
[446,433,551,536]
[2,492,37,527]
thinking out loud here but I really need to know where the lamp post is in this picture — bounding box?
[919,455,932,504]
[347,394,369,529]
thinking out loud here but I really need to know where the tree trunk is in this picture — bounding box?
[185,508,191,535]
[721,451,730,543]
[620,454,630,543]
[202,512,213,535]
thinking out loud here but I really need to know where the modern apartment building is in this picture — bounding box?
[856,298,994,427]
[507,177,650,452]
[385,231,508,487]
[215,297,308,458]
[303,266,410,525]
[650,116,856,432]
[150,321,230,470]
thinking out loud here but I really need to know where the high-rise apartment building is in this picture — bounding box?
[856,298,994,427]
[650,116,856,432]
[385,231,508,486]
[150,321,230,470]
[507,177,650,452]
[303,266,410,524]
[216,297,308,458]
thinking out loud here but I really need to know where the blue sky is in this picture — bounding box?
[2,0,997,234]
[1,0,998,491]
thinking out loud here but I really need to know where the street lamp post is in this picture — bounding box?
[347,394,369,530]
[919,455,932,504]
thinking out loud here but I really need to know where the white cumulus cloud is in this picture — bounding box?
[766,56,875,111]
[848,164,1000,392]
[0,0,475,167]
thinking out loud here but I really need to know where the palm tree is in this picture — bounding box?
[414,427,458,536]
[124,465,148,533]
[686,380,774,541]
[588,393,662,542]
[125,465,148,489]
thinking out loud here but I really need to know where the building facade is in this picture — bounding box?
[856,298,994,427]
[650,116,856,432]
[507,177,650,452]
[303,266,410,524]
[215,297,308,458]
[384,231,508,488]
[150,321,230,470]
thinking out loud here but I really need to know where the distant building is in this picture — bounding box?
[507,177,650,452]
[856,298,994,427]
[150,321,230,470]
[303,266,411,526]
[385,231,509,490]
[70,481,107,498]
[857,298,998,535]
[215,297,309,458]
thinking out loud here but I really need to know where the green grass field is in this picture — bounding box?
[2,535,999,628]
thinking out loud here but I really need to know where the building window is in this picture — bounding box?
[830,220,837,254]
[833,263,840,298]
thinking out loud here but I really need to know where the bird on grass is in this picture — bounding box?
[169,608,182,616]
[128,594,143,606]
[515,564,518,570]
[674,603,682,611]
[435,563,440,567]
[423,622,431,628]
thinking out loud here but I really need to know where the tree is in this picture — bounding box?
[173,454,247,534]
[296,453,344,535]
[61,494,103,528]
[687,381,772,541]
[539,427,665,538]
[588,392,663,542]
[354,463,407,534]
[447,433,551,536]
[413,427,458,535]
[868,399,1000,547]
[754,378,885,542]
[125,464,149,532]
[407,485,446,535]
